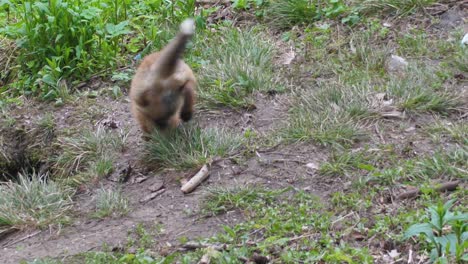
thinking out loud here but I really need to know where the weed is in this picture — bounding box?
[385,66,461,115]
[263,0,318,30]
[202,186,289,216]
[370,146,468,185]
[91,157,114,178]
[197,27,282,109]
[319,151,369,177]
[349,27,388,73]
[1,0,205,101]
[264,0,349,30]
[397,29,430,57]
[404,199,467,263]
[282,81,370,148]
[145,124,242,170]
[54,125,127,178]
[0,171,73,229]
[358,0,436,17]
[92,186,130,219]
[425,121,468,145]
[452,46,468,73]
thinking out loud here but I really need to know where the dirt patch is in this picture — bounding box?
[0,89,301,263]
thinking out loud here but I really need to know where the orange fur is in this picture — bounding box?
[129,19,196,139]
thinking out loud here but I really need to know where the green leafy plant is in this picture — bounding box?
[404,199,468,263]
[1,0,206,101]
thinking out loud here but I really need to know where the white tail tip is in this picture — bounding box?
[180,18,195,35]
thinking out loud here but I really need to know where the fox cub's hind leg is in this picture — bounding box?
[180,80,196,122]
[129,19,197,139]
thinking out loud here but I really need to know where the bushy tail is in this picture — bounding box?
[153,19,195,78]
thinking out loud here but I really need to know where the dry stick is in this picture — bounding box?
[4,230,42,248]
[198,252,211,264]
[181,164,210,194]
[139,188,166,203]
[396,181,460,201]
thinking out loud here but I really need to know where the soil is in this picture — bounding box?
[0,88,333,264]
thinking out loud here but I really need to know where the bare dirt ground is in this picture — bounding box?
[0,91,333,263]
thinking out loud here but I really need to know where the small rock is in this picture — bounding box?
[462,33,468,46]
[386,55,408,74]
[306,162,319,170]
[148,180,164,192]
[387,249,400,259]
[133,175,148,183]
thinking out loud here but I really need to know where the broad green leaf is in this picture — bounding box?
[445,213,468,223]
[434,234,457,255]
[443,199,456,211]
[404,223,434,239]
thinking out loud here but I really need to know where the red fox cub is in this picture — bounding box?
[130,19,196,138]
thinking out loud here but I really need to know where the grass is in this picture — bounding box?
[54,125,127,179]
[263,0,318,30]
[202,186,289,216]
[0,171,74,229]
[319,151,368,177]
[357,0,436,17]
[281,81,371,148]
[197,27,282,109]
[35,113,55,143]
[385,65,462,115]
[145,124,243,170]
[92,186,130,219]
[425,121,468,145]
[370,146,468,186]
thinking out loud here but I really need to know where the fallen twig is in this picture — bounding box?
[180,241,227,251]
[181,164,210,194]
[139,188,166,203]
[4,230,42,248]
[396,181,460,201]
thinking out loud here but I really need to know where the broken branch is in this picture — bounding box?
[396,181,460,201]
[139,188,166,203]
[181,164,210,194]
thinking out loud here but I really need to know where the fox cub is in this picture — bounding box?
[130,19,196,138]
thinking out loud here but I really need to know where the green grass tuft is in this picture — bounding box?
[263,0,317,30]
[358,0,436,17]
[0,172,74,229]
[202,186,289,216]
[145,124,243,170]
[92,187,130,219]
[197,27,282,109]
[425,121,468,145]
[54,125,127,178]
[386,66,462,115]
[281,81,371,148]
